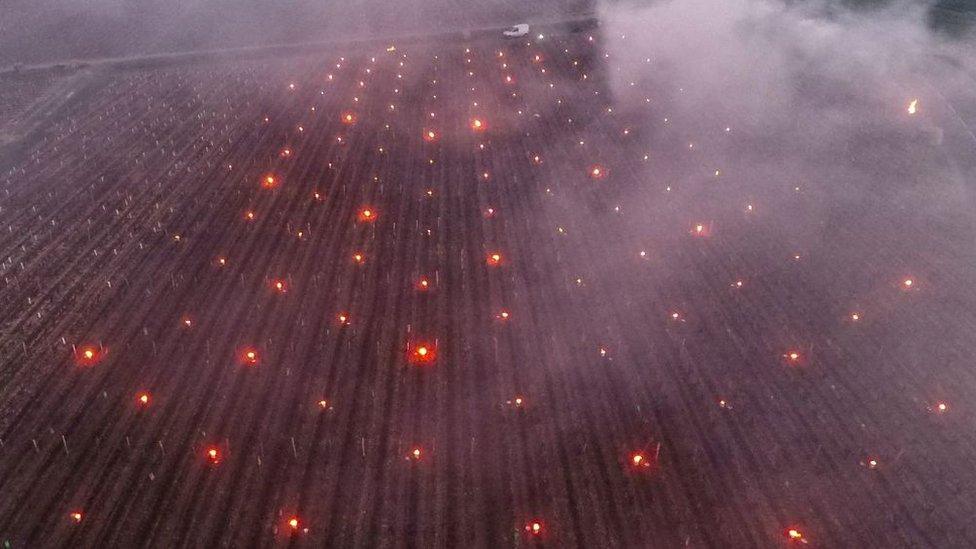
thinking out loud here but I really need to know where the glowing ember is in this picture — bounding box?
[408,446,423,461]
[787,528,804,541]
[417,277,430,291]
[486,252,502,266]
[136,392,150,406]
[341,112,356,124]
[241,349,259,366]
[76,345,102,366]
[423,129,438,142]
[589,165,606,179]
[408,342,437,365]
[70,511,83,523]
[470,118,485,131]
[903,278,914,288]
[525,521,544,536]
[353,252,365,264]
[629,442,659,470]
[936,402,948,413]
[692,222,711,237]
[908,99,918,115]
[357,208,376,222]
[262,175,277,189]
[272,279,286,293]
[288,517,300,530]
[497,310,510,320]
[337,313,349,325]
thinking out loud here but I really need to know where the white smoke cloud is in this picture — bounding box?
[591,0,976,235]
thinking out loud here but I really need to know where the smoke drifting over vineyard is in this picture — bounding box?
[1,0,976,547]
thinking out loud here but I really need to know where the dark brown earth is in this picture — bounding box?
[1,23,976,548]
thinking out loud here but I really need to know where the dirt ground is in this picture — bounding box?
[1,25,975,548]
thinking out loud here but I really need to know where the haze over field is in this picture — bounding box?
[1,0,976,547]
[1,0,973,66]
